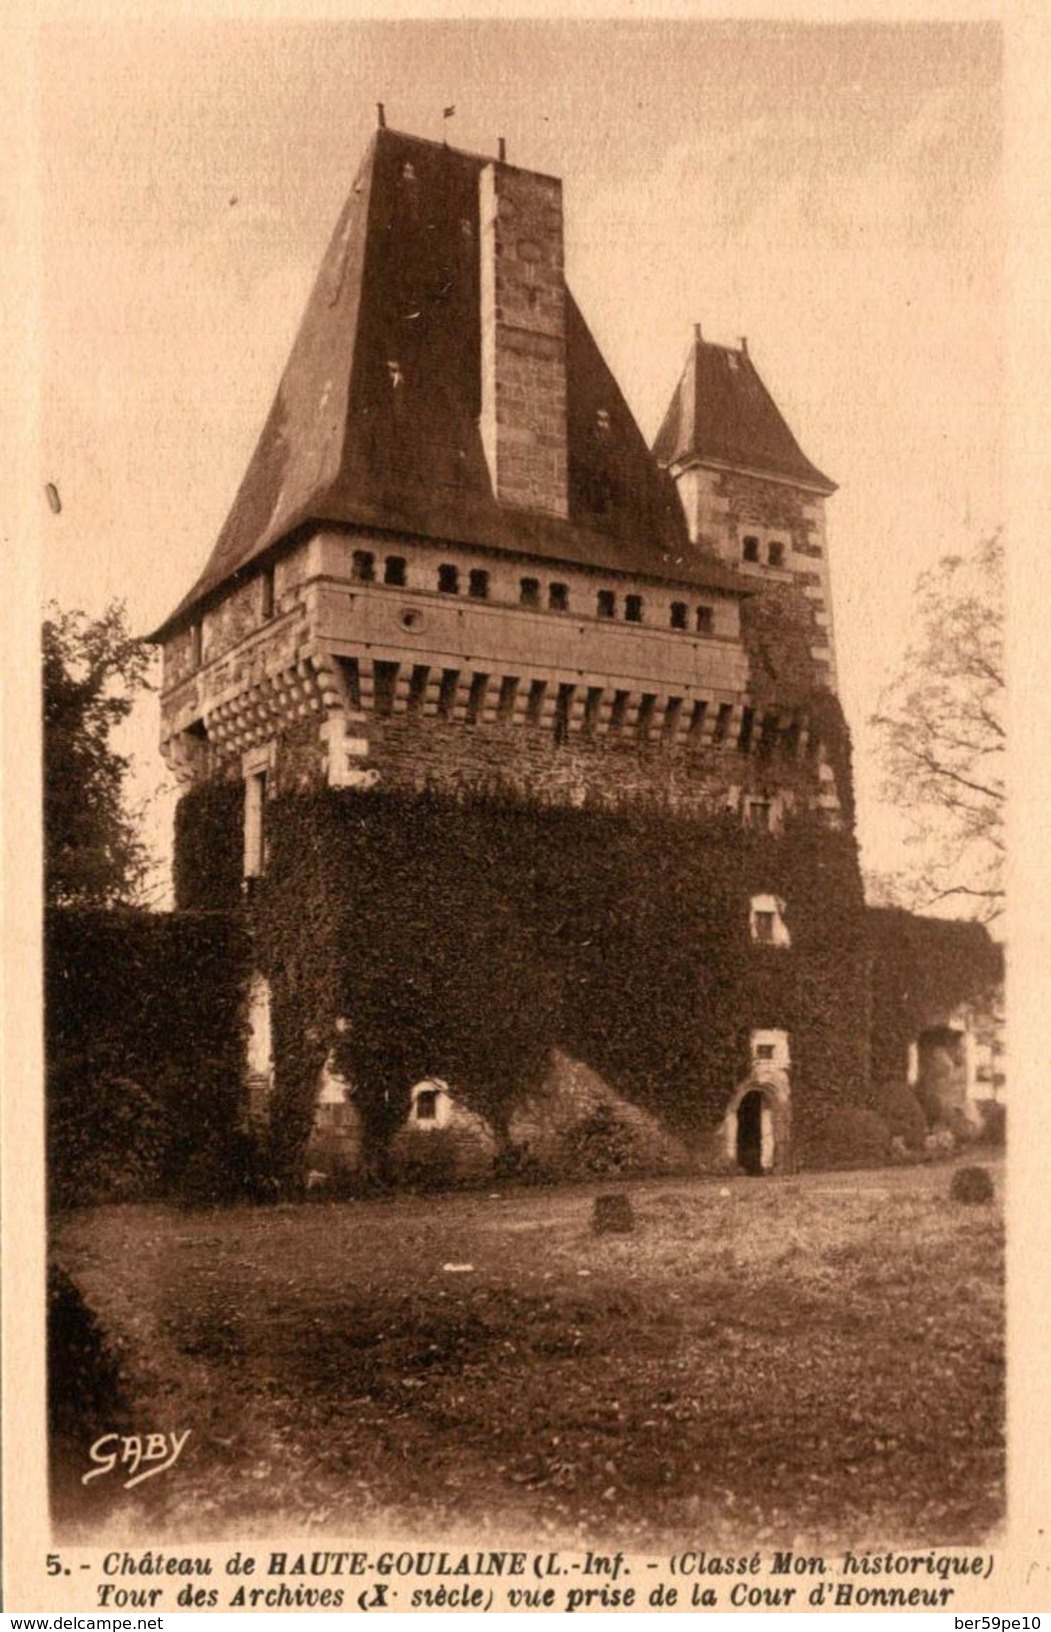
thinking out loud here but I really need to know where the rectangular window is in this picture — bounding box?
[438,563,460,594]
[520,577,541,607]
[713,702,733,744]
[584,686,604,735]
[244,769,267,879]
[756,1043,776,1061]
[689,699,709,739]
[636,694,657,737]
[696,604,713,634]
[768,541,785,568]
[745,798,772,832]
[738,706,755,752]
[670,601,688,630]
[625,594,644,623]
[548,582,569,613]
[608,690,629,732]
[189,621,202,670]
[384,555,407,586]
[469,568,490,599]
[261,567,275,620]
[742,537,760,563]
[597,589,616,619]
[415,1089,438,1122]
[352,550,375,582]
[754,911,776,944]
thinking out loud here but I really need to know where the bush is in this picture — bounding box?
[975,1101,1006,1147]
[950,1164,994,1204]
[388,1127,463,1191]
[558,1103,643,1179]
[808,1105,891,1170]
[871,1081,928,1150]
[48,1060,169,1208]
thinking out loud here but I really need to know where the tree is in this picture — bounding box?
[870,532,1004,920]
[43,601,153,907]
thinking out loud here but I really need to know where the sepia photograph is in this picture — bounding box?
[7,7,1032,1611]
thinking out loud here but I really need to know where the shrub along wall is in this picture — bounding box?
[175,775,871,1184]
[46,907,251,1205]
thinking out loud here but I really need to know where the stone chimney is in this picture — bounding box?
[479,160,568,518]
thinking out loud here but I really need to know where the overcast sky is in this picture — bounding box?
[37,18,1003,892]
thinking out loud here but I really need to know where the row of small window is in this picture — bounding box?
[742,536,787,567]
[350,551,716,631]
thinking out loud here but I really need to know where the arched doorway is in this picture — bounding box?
[737,1089,766,1174]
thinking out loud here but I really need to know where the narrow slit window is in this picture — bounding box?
[384,555,407,587]
[244,769,267,879]
[352,550,375,582]
[759,713,780,758]
[738,706,755,753]
[689,699,709,739]
[636,694,657,737]
[713,702,733,744]
[438,563,460,595]
[625,594,644,624]
[189,621,202,670]
[597,589,616,620]
[437,670,460,718]
[261,567,275,620]
[340,656,362,711]
[548,582,569,613]
[670,601,688,630]
[469,568,490,599]
[696,604,714,634]
[520,577,541,608]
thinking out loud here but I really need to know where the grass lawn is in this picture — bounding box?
[50,1158,1004,1551]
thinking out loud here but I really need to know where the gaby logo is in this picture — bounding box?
[82,1431,191,1489]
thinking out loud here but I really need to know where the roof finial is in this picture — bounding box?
[377,102,386,129]
[739,335,748,356]
[498,136,507,163]
[694,322,703,344]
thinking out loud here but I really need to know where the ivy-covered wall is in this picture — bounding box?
[866,907,1004,1087]
[174,770,871,1183]
[46,907,251,1204]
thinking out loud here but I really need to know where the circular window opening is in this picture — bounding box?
[399,607,426,633]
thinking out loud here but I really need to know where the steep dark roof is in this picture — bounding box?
[653,331,835,494]
[154,129,750,638]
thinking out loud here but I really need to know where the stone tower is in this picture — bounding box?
[152,123,868,1184]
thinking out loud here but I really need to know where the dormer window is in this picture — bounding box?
[384,555,407,587]
[438,563,459,595]
[742,537,760,564]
